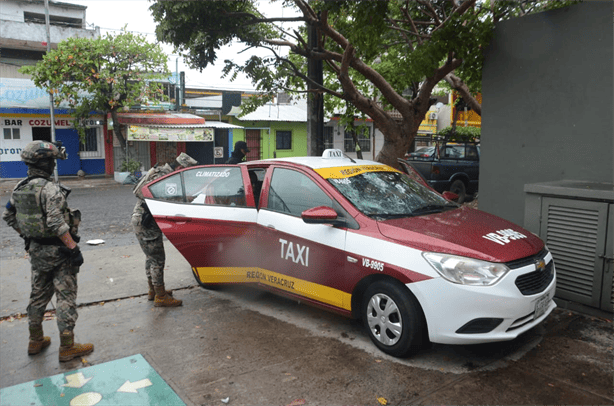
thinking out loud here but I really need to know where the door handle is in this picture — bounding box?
[266,224,276,230]
[347,256,358,263]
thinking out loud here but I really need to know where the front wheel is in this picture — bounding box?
[362,280,427,358]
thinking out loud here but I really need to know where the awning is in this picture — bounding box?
[117,112,204,126]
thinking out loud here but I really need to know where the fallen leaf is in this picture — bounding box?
[377,397,388,405]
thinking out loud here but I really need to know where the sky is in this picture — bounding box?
[67,0,301,91]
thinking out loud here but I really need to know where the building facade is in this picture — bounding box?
[1,0,101,178]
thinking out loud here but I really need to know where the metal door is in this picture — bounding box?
[55,129,81,175]
[245,129,261,161]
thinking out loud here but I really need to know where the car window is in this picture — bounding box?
[466,145,479,160]
[148,173,185,202]
[327,170,457,220]
[182,167,246,207]
[267,168,333,216]
[442,145,465,159]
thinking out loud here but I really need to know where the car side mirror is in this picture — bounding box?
[442,191,459,201]
[301,206,345,226]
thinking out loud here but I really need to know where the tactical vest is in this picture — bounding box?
[12,178,71,238]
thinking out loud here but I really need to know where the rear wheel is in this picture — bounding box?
[362,280,427,358]
[450,180,466,204]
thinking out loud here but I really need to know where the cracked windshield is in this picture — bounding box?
[328,171,458,220]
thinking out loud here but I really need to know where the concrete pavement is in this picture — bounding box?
[0,175,612,405]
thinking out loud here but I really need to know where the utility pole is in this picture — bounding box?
[44,0,58,182]
[306,13,324,157]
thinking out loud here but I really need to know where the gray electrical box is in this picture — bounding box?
[524,180,613,315]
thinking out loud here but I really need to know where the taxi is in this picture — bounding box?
[141,149,556,358]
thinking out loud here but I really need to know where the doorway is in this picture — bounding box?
[32,127,51,142]
[155,142,177,166]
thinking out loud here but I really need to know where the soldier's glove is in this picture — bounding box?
[141,202,155,228]
[20,234,31,252]
[59,246,84,268]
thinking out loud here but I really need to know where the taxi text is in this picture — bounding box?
[279,238,310,267]
[482,229,527,245]
[246,270,295,290]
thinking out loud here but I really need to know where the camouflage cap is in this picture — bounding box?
[175,152,198,168]
[20,141,67,165]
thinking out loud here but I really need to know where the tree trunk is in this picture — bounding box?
[110,109,127,150]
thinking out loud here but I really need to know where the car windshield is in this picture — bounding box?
[327,170,458,220]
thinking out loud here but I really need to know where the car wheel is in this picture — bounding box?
[362,280,427,358]
[450,180,466,204]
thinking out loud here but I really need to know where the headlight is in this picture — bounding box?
[422,252,510,286]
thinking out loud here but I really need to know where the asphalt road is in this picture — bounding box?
[1,183,137,259]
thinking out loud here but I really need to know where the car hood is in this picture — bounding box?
[376,206,544,263]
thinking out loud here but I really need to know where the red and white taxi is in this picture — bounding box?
[141,149,556,357]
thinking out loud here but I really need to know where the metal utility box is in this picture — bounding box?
[524,181,613,315]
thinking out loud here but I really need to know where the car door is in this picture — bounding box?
[143,165,259,284]
[255,166,353,312]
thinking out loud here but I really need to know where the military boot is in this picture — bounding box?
[28,325,51,355]
[148,280,173,301]
[59,331,94,362]
[154,285,182,307]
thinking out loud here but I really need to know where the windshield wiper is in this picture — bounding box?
[412,204,457,215]
[373,213,415,220]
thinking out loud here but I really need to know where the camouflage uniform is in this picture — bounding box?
[131,153,198,290]
[3,168,81,334]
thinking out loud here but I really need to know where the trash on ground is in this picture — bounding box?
[86,239,105,245]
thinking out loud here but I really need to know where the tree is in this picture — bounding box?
[20,30,170,150]
[151,0,576,167]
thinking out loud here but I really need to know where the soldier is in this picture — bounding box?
[226,140,250,164]
[2,141,94,362]
[131,152,198,307]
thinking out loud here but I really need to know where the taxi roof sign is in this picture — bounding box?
[322,149,344,159]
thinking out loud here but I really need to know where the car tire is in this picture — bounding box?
[362,280,427,358]
[450,180,466,204]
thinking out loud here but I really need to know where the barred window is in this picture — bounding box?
[276,130,292,150]
[79,128,98,152]
[323,126,334,150]
[344,127,371,153]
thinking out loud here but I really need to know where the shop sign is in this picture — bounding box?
[127,126,214,142]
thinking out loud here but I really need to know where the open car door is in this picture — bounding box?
[141,165,259,285]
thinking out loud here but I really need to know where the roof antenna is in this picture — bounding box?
[343,153,356,163]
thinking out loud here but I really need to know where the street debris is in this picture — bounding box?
[86,239,105,245]
[221,397,229,403]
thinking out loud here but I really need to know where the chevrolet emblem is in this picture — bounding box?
[535,259,546,271]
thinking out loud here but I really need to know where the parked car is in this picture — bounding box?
[141,149,556,358]
[402,142,480,203]
[405,146,436,160]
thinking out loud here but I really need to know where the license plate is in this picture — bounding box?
[534,293,550,319]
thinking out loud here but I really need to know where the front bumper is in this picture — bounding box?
[407,255,557,345]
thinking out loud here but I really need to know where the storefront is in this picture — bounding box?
[0,109,105,178]
[0,78,105,179]
[108,113,239,174]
